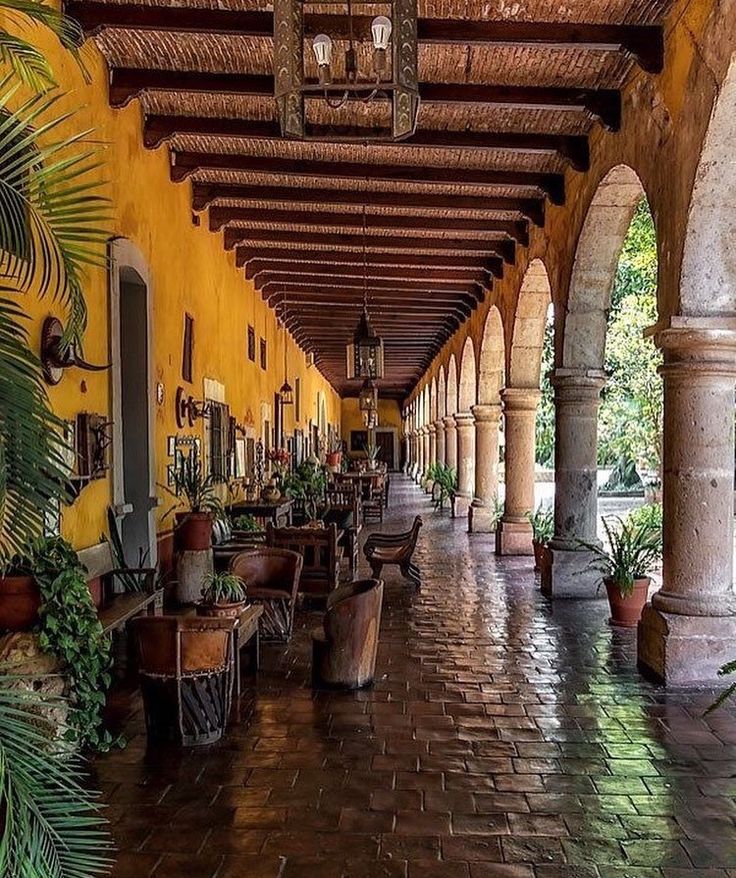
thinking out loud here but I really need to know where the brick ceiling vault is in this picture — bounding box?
[66,0,671,399]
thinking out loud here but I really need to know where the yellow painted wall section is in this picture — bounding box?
[340,398,403,439]
[5,22,341,550]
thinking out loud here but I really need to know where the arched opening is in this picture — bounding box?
[429,377,437,425]
[478,307,504,406]
[458,337,477,413]
[437,367,447,420]
[108,238,157,566]
[446,355,458,416]
[680,59,736,316]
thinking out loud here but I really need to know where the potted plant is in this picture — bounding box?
[198,572,247,618]
[582,514,662,628]
[528,506,554,574]
[161,454,223,551]
[0,553,40,631]
[430,464,457,512]
[362,437,380,471]
[326,436,343,469]
[232,513,263,535]
[283,460,327,524]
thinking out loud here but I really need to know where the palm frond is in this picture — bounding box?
[0,681,113,878]
[0,31,56,91]
[1,0,85,55]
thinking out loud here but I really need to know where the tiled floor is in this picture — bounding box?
[99,476,736,878]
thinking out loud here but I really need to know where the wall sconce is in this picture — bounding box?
[175,386,212,428]
[41,317,109,386]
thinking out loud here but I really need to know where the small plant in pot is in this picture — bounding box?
[581,514,662,628]
[326,436,343,469]
[0,552,40,631]
[528,506,554,574]
[198,572,247,618]
[161,454,223,551]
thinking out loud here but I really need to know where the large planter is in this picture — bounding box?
[604,576,650,628]
[0,575,40,631]
[196,600,246,620]
[176,511,213,551]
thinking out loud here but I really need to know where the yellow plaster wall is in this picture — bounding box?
[340,398,403,440]
[6,24,340,550]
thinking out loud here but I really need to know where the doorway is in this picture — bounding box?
[109,239,156,566]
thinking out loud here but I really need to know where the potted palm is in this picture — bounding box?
[198,572,247,618]
[162,455,223,551]
[326,436,343,469]
[528,506,554,574]
[582,514,662,628]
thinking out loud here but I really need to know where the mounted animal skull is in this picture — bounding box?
[40,316,110,385]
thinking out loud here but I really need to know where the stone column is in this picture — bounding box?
[454,411,475,516]
[426,423,437,492]
[468,403,502,533]
[422,427,431,483]
[547,369,606,597]
[416,427,425,483]
[638,322,736,686]
[434,419,446,473]
[443,415,457,471]
[496,389,540,554]
[402,434,410,474]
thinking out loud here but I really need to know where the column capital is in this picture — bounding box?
[471,403,502,423]
[500,387,541,411]
[551,368,606,402]
[656,322,736,378]
[433,418,445,432]
[427,422,437,435]
[454,411,475,428]
[442,415,457,430]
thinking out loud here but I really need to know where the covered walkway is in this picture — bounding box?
[101,477,736,878]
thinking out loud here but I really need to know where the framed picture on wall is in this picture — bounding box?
[350,430,368,452]
[260,338,267,370]
[247,325,255,362]
[182,313,194,382]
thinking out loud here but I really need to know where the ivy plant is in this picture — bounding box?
[30,536,119,752]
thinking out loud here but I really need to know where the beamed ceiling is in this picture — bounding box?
[68,0,671,398]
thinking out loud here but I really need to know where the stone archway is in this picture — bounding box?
[446,355,458,416]
[437,367,447,420]
[552,165,649,594]
[455,337,477,511]
[509,260,551,390]
[470,307,505,532]
[458,336,477,413]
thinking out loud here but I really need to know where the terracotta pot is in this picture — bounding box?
[326,452,342,468]
[604,576,650,628]
[196,600,246,619]
[261,484,281,503]
[0,574,41,631]
[175,511,213,551]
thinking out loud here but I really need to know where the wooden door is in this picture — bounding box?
[375,431,395,469]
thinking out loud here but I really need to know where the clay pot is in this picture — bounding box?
[175,511,213,551]
[196,600,246,620]
[604,576,650,628]
[0,575,41,631]
[261,484,282,503]
[326,452,342,468]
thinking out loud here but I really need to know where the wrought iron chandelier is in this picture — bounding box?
[274,0,420,142]
[359,378,378,413]
[346,209,385,380]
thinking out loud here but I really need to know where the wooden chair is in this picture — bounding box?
[229,548,303,642]
[312,579,384,689]
[266,523,341,596]
[364,515,423,589]
[362,473,385,523]
[212,517,265,572]
[324,483,362,576]
[131,615,235,746]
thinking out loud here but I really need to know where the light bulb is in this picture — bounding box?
[312,33,333,67]
[371,15,392,51]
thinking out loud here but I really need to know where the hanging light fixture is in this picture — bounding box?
[362,409,379,429]
[359,378,378,413]
[279,326,294,406]
[347,208,385,380]
[274,0,419,142]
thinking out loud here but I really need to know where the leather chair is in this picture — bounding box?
[364,515,423,589]
[311,579,384,690]
[229,548,303,642]
[131,615,235,746]
[266,523,341,596]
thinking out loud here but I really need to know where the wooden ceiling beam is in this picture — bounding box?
[225,228,516,262]
[267,290,481,310]
[144,115,589,171]
[109,68,621,133]
[172,150,559,209]
[253,264,488,284]
[242,251,502,276]
[210,205,530,236]
[67,3,662,73]
[199,185,534,238]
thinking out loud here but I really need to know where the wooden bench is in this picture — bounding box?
[78,542,161,636]
[325,484,362,576]
[364,515,423,590]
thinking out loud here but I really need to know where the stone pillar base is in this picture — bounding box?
[544,547,603,599]
[468,504,497,533]
[495,520,533,556]
[637,604,736,686]
[454,494,471,517]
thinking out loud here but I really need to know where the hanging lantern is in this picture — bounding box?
[362,409,378,428]
[346,308,384,380]
[279,379,294,406]
[359,379,378,413]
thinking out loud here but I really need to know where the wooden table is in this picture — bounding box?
[229,498,293,528]
[232,603,263,695]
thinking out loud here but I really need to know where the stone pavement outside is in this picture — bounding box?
[98,476,736,878]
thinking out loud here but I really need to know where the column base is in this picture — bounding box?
[495,520,533,556]
[453,494,471,517]
[637,603,736,686]
[543,547,603,599]
[468,504,497,533]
